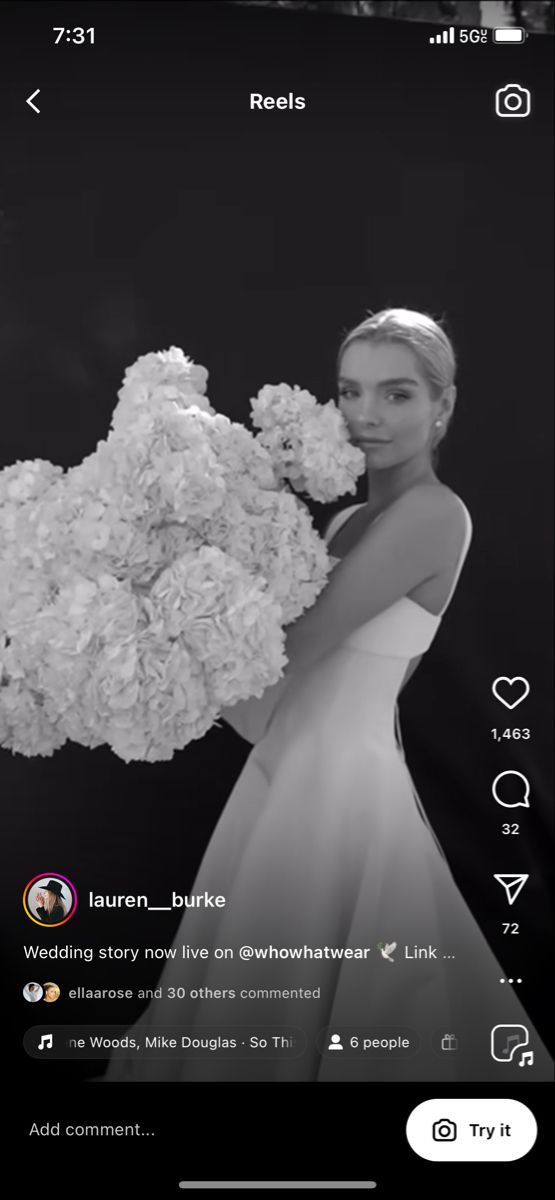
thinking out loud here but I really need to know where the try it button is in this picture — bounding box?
[406,1099,537,1161]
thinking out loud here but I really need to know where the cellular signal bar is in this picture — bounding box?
[429,28,455,45]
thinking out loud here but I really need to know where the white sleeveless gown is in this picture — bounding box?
[105,496,553,1082]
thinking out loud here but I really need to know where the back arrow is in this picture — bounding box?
[26,89,40,114]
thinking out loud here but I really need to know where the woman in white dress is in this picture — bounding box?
[104,308,553,1083]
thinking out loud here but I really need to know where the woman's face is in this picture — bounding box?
[338,339,439,469]
[45,987,58,1002]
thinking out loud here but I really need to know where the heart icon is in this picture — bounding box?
[492,677,530,710]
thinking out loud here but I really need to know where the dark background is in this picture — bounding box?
[0,0,553,1188]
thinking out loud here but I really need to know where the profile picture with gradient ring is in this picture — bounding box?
[23,874,77,927]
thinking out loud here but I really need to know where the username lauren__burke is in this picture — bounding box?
[88,892,227,909]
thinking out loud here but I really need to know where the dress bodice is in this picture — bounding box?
[219,494,473,744]
[325,495,472,657]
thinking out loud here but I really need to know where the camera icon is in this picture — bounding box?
[432,1118,458,1141]
[495,83,531,118]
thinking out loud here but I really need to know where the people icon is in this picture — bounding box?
[43,982,61,1003]
[23,981,43,1003]
[327,1034,344,1051]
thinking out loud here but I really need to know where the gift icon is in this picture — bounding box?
[441,1034,458,1051]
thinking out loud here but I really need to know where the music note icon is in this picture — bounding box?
[519,1050,534,1067]
[491,1023,529,1062]
[503,1033,521,1058]
[38,1033,53,1050]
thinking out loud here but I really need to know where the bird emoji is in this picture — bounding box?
[377,941,397,963]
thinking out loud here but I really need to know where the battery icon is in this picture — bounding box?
[493,28,526,43]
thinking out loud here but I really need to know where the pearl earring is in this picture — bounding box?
[434,420,442,428]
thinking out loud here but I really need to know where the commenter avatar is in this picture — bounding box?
[43,982,61,1003]
[23,982,43,1003]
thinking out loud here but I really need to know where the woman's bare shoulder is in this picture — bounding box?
[398,480,459,503]
[375,484,469,562]
[392,482,467,522]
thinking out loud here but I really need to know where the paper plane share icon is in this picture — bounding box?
[494,874,529,905]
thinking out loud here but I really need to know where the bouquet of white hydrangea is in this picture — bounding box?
[0,348,365,762]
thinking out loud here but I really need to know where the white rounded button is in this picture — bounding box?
[406,1098,537,1160]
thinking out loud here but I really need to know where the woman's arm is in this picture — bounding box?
[218,672,293,745]
[217,513,345,743]
[283,485,464,676]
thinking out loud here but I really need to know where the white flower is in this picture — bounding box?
[111,346,214,436]
[250,382,366,502]
[0,348,358,762]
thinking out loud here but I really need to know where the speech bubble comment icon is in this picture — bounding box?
[492,771,530,808]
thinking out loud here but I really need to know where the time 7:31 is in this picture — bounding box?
[53,27,95,44]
